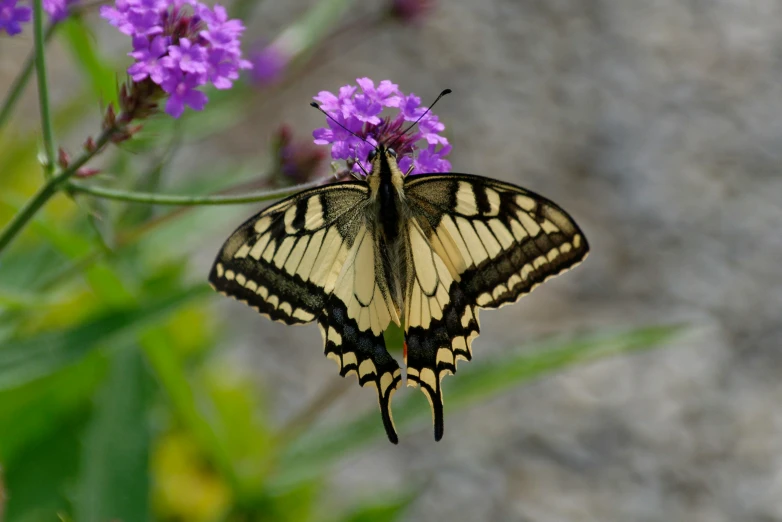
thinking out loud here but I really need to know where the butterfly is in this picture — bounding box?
[209,143,589,443]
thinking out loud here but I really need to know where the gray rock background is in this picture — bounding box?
[3,0,782,520]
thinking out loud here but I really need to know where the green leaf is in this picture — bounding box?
[239,479,321,522]
[200,366,273,495]
[75,346,151,522]
[337,494,414,522]
[4,411,86,522]
[0,353,105,464]
[59,17,118,106]
[140,328,240,492]
[0,284,209,391]
[276,325,683,486]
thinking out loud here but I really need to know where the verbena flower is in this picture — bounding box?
[273,125,326,184]
[43,0,78,21]
[0,0,31,35]
[249,42,288,86]
[101,0,251,118]
[312,78,451,175]
[0,0,80,35]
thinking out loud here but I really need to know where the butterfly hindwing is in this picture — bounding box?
[402,219,480,440]
[319,292,402,443]
[402,173,589,439]
[318,225,403,442]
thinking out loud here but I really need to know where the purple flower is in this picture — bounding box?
[101,0,252,118]
[206,47,250,89]
[43,0,78,21]
[413,143,451,173]
[162,70,207,118]
[356,78,401,107]
[312,79,450,175]
[128,35,169,82]
[249,43,288,86]
[162,38,207,75]
[418,114,448,145]
[100,0,165,36]
[0,0,31,35]
[313,85,357,118]
[198,4,245,50]
[395,93,426,121]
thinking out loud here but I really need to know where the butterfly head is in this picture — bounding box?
[366,144,405,183]
[367,144,398,171]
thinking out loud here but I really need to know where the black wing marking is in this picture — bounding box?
[402,173,588,440]
[209,182,368,324]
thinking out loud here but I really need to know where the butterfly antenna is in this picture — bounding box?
[388,88,452,149]
[311,101,377,174]
[310,102,374,147]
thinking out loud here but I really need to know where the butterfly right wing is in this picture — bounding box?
[402,173,589,440]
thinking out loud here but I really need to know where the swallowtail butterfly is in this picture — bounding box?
[210,105,588,443]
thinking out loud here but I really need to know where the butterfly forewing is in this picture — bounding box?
[405,173,589,308]
[210,182,368,323]
[402,173,589,438]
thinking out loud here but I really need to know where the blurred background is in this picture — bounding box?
[2,0,782,520]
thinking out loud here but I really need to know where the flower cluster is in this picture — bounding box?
[44,0,78,21]
[0,0,31,35]
[0,0,78,35]
[101,0,251,118]
[249,43,288,86]
[312,78,451,175]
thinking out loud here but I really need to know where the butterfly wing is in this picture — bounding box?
[210,182,402,442]
[318,225,402,442]
[402,173,589,440]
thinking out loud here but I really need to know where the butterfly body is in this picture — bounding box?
[210,146,589,443]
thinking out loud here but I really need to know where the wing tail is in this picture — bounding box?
[319,294,402,443]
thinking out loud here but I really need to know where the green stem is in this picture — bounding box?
[67,177,327,206]
[0,24,58,130]
[0,129,114,258]
[32,0,57,179]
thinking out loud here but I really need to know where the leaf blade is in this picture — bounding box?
[276,325,683,485]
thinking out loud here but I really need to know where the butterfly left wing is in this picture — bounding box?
[402,173,589,440]
[209,182,370,324]
[209,182,403,443]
